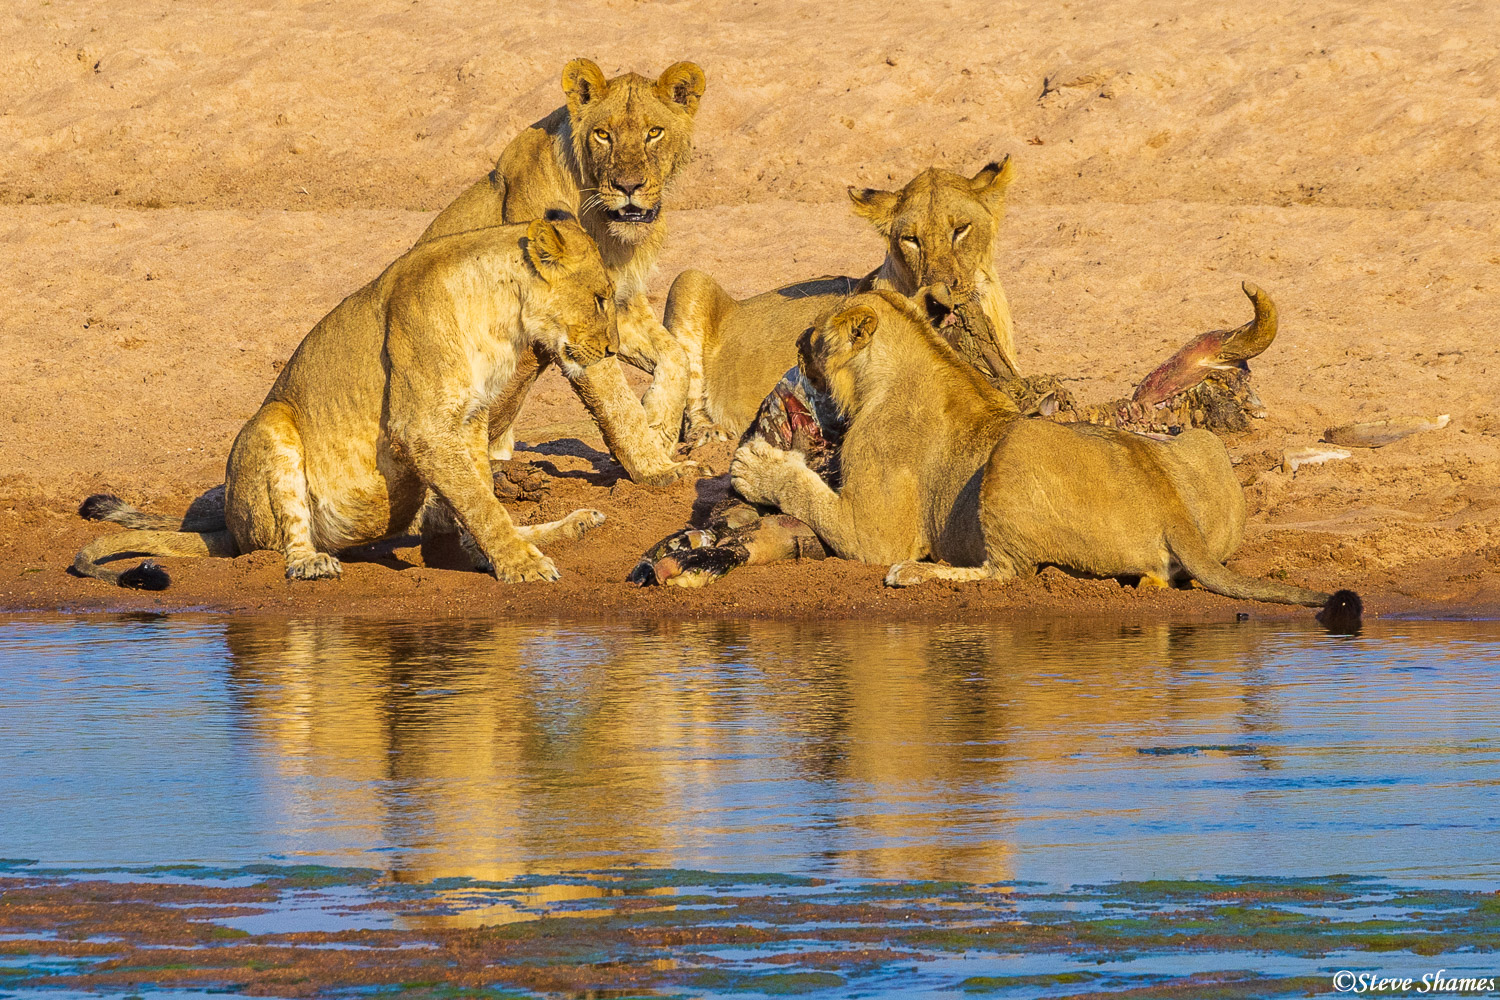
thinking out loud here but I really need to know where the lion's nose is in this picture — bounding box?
[926,261,959,285]
[616,178,645,198]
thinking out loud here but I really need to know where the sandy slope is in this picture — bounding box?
[2,0,1498,618]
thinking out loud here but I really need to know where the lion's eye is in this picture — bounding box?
[595,294,608,313]
[646,126,664,141]
[900,235,920,249]
[953,224,971,242]
[592,128,610,143]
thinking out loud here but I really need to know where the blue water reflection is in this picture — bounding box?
[2,615,1496,887]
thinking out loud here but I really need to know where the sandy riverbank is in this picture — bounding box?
[3,0,1497,619]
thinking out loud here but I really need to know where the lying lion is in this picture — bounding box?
[667,157,1021,443]
[419,57,706,485]
[631,283,1281,589]
[728,288,1360,621]
[73,213,612,589]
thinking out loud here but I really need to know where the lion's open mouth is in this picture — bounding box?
[604,205,659,224]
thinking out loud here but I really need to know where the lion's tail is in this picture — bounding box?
[1167,527,1362,627]
[78,485,227,532]
[74,488,235,589]
[72,527,238,590]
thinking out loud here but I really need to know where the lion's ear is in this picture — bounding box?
[525,218,573,273]
[562,58,609,115]
[970,154,1016,214]
[847,186,899,235]
[656,61,706,115]
[832,305,880,351]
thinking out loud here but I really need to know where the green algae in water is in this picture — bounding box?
[383,985,534,1000]
[693,970,847,994]
[5,868,1500,998]
[960,971,1103,991]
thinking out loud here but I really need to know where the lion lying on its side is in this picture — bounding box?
[72,213,613,589]
[729,288,1360,620]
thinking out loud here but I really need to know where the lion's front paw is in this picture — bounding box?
[286,551,342,581]
[730,439,798,505]
[490,543,560,583]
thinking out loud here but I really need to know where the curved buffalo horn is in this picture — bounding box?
[1132,282,1278,406]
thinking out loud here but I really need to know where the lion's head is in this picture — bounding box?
[521,211,619,376]
[798,291,919,414]
[847,157,1016,301]
[561,58,706,245]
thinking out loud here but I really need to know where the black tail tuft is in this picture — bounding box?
[1316,589,1363,634]
[78,493,126,521]
[118,560,170,591]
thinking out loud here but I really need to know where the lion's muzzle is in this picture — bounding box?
[602,180,661,224]
[564,340,611,371]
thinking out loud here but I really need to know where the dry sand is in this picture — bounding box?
[3,0,1498,619]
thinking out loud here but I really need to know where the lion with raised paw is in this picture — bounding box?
[73,213,613,589]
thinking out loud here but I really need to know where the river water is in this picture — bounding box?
[1,614,1497,997]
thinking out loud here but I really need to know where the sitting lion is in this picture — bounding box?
[667,157,1021,443]
[418,57,706,485]
[728,288,1360,621]
[73,213,613,589]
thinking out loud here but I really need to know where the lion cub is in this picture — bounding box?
[668,157,1021,442]
[730,289,1359,617]
[74,213,613,589]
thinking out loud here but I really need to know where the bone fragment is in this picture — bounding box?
[1323,414,1450,449]
[1282,446,1352,475]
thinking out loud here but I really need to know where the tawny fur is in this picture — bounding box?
[417,57,706,485]
[729,289,1353,610]
[667,157,1021,442]
[74,217,612,588]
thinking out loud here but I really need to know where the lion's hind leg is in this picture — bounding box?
[884,558,1014,589]
[665,269,737,446]
[887,474,1024,589]
[226,402,341,581]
